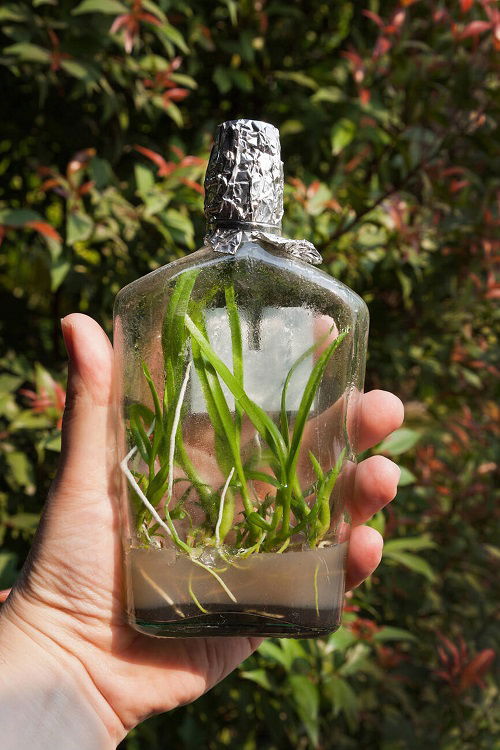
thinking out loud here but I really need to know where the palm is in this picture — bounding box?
[2,314,403,738]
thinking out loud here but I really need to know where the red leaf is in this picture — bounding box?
[180,155,205,167]
[164,87,190,102]
[40,178,62,192]
[359,88,371,105]
[170,144,184,160]
[306,180,320,199]
[138,12,163,27]
[110,14,129,35]
[363,9,384,27]
[134,144,174,176]
[460,20,492,38]
[441,166,466,177]
[78,181,95,196]
[460,0,474,11]
[450,179,469,192]
[24,220,62,241]
[459,650,495,692]
[180,177,204,195]
[373,36,392,58]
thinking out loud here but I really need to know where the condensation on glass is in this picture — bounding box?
[114,120,369,637]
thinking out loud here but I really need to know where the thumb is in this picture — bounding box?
[54,313,115,501]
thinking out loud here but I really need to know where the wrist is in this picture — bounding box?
[0,597,121,750]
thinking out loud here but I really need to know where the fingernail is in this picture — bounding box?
[61,317,75,361]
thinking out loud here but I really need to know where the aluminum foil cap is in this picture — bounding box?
[204,119,283,231]
[204,119,322,264]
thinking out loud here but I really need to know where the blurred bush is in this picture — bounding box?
[0,0,498,747]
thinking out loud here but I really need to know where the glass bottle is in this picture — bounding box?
[114,119,369,638]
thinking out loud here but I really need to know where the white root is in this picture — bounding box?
[137,566,185,618]
[215,467,235,548]
[120,362,237,604]
[166,362,191,509]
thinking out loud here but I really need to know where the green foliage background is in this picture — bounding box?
[0,0,499,747]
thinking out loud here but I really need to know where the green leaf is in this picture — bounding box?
[245,470,282,489]
[154,23,189,54]
[0,551,18,588]
[373,626,417,642]
[72,0,128,15]
[331,118,356,155]
[275,71,319,90]
[9,412,53,430]
[50,255,71,291]
[44,434,62,452]
[328,626,357,651]
[213,66,232,94]
[383,549,436,582]
[66,211,94,245]
[5,451,35,492]
[90,157,113,190]
[377,428,421,456]
[0,7,27,22]
[245,512,272,531]
[257,640,290,668]
[0,209,41,226]
[289,675,319,746]
[240,669,272,690]
[163,101,183,128]
[185,314,288,473]
[326,675,358,730]
[8,513,40,531]
[287,330,348,478]
[135,163,155,194]
[367,510,385,535]
[60,60,99,82]
[384,535,436,553]
[311,86,343,104]
[398,466,417,485]
[4,43,51,63]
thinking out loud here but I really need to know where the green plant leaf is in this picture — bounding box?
[331,118,356,155]
[383,549,436,582]
[287,330,348,477]
[66,211,94,245]
[377,428,421,455]
[240,669,272,690]
[72,0,128,14]
[326,675,358,730]
[0,209,42,226]
[398,466,417,485]
[185,314,288,473]
[5,451,35,492]
[373,626,417,642]
[0,551,18,588]
[289,675,319,747]
[384,535,436,553]
[4,43,51,63]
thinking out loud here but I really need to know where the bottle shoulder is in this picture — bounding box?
[114,246,214,312]
[114,240,368,321]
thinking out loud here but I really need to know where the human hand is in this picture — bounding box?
[0,313,403,747]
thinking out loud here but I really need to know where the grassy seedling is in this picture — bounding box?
[125,272,350,567]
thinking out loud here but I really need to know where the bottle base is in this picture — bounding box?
[129,605,341,639]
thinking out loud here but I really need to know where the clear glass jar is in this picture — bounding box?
[114,120,369,637]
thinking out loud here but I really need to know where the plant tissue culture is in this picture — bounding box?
[114,120,369,637]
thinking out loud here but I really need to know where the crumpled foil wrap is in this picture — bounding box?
[204,119,322,265]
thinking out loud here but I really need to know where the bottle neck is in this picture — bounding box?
[207,220,281,236]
